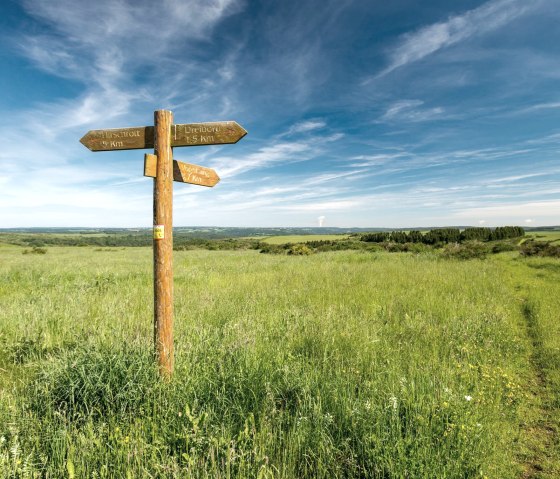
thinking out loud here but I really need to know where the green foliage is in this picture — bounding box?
[174,238,260,251]
[259,243,287,254]
[520,240,560,258]
[22,246,47,255]
[287,244,314,255]
[442,241,489,260]
[381,242,430,253]
[424,228,461,245]
[491,241,518,254]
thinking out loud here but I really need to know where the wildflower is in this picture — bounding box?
[389,395,398,410]
[465,395,472,401]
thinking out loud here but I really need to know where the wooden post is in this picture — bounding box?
[153,110,174,377]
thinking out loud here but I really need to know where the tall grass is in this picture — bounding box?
[0,245,557,477]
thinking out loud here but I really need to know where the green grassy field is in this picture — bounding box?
[0,244,558,478]
[525,231,560,242]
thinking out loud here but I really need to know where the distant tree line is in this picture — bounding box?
[1,233,261,250]
[361,226,525,245]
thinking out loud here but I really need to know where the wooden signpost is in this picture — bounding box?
[80,111,247,377]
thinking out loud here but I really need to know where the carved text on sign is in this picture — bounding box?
[81,121,246,151]
[172,121,246,147]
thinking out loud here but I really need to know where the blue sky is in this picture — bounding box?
[1,0,559,228]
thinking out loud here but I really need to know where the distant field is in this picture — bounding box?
[1,244,559,477]
[525,231,560,242]
[262,234,350,244]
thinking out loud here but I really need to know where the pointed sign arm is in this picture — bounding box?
[144,154,220,187]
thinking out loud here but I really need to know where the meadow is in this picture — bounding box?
[0,242,559,478]
[524,231,560,242]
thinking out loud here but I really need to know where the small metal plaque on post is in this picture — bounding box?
[154,225,165,240]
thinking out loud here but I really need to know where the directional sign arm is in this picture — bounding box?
[172,121,247,147]
[80,127,154,151]
[144,154,220,187]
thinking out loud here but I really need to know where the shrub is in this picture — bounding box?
[287,244,314,255]
[259,243,287,254]
[520,240,560,258]
[22,246,47,255]
[383,242,405,252]
[442,241,489,260]
[491,242,518,254]
[401,242,429,253]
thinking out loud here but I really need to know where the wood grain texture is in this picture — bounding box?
[172,121,247,147]
[80,126,154,151]
[144,153,220,187]
[80,121,246,151]
[153,110,174,378]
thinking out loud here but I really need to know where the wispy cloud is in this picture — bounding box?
[210,120,343,178]
[212,142,314,178]
[380,100,445,122]
[348,153,406,167]
[376,0,530,78]
[454,199,560,219]
[515,101,560,115]
[281,119,327,137]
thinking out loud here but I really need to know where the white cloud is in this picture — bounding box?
[483,172,551,184]
[210,121,343,178]
[211,142,313,178]
[278,200,360,212]
[524,101,560,111]
[380,100,445,122]
[455,200,560,219]
[284,120,326,136]
[349,153,406,167]
[377,0,530,77]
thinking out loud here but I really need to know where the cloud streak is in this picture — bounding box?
[378,0,529,77]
